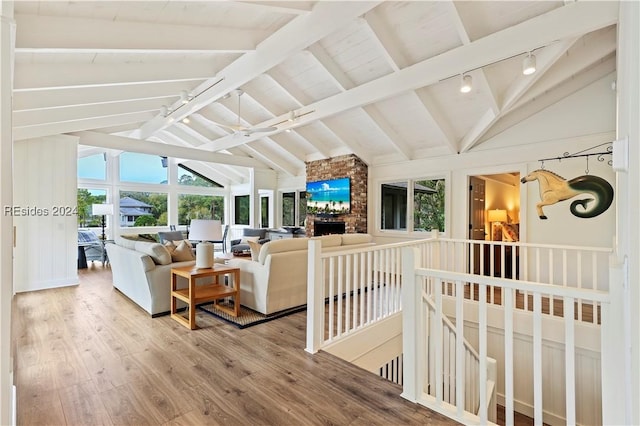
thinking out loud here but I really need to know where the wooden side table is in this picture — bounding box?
[170,265,241,330]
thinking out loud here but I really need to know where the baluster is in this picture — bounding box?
[564,297,576,425]
[533,292,543,425]
[504,287,515,426]
[345,254,351,334]
[577,252,583,321]
[337,256,343,337]
[328,257,335,340]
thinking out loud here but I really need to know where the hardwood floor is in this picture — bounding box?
[13,264,459,426]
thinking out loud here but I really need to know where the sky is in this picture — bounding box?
[78,152,168,184]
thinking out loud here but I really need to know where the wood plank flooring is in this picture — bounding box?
[13,265,459,426]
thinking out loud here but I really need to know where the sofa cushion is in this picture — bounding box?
[115,236,138,250]
[341,233,374,245]
[316,234,342,248]
[258,238,309,264]
[164,240,195,262]
[135,241,172,265]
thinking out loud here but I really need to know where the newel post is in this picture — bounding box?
[401,247,422,402]
[305,239,324,354]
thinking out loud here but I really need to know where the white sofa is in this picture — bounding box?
[227,233,375,315]
[106,236,198,316]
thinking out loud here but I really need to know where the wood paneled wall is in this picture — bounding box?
[14,135,78,292]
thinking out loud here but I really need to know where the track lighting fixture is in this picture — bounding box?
[288,111,296,122]
[180,90,192,104]
[182,117,190,124]
[159,105,168,116]
[460,74,472,93]
[522,52,536,75]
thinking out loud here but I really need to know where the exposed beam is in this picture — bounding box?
[238,144,299,176]
[191,1,618,155]
[13,98,171,127]
[178,160,234,187]
[307,42,412,160]
[446,1,499,113]
[68,131,267,169]
[412,89,459,154]
[15,14,267,52]
[14,111,155,141]
[361,12,405,71]
[233,1,313,15]
[12,79,206,111]
[139,1,381,138]
[14,62,215,90]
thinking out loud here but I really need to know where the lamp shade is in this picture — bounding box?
[92,204,113,216]
[487,209,507,223]
[188,219,222,241]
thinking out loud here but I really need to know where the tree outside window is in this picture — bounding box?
[178,194,224,225]
[234,195,249,225]
[414,179,445,232]
[77,188,106,227]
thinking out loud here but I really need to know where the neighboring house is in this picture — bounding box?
[118,197,153,227]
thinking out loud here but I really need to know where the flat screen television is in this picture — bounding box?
[306,177,351,215]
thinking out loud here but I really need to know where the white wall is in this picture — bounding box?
[14,135,79,292]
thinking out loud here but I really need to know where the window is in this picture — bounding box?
[178,194,224,225]
[77,188,106,227]
[381,178,446,232]
[261,196,270,228]
[298,191,307,227]
[381,182,407,230]
[177,164,222,187]
[119,152,168,184]
[282,192,295,226]
[120,191,167,227]
[78,154,106,180]
[234,195,249,225]
[414,179,445,232]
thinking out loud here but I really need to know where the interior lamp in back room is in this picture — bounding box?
[487,209,507,241]
[188,219,222,269]
[92,203,114,241]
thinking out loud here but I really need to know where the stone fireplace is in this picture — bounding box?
[305,154,367,236]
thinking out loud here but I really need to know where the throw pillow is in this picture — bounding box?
[164,240,195,262]
[134,241,172,265]
[240,236,260,244]
[247,240,262,262]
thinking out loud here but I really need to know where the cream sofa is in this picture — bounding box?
[106,236,199,316]
[227,233,375,315]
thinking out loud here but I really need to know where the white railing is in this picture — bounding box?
[305,238,434,354]
[401,247,614,426]
[425,237,612,325]
[423,294,497,421]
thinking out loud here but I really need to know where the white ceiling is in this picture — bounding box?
[12,1,618,185]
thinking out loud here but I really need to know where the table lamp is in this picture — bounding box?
[487,209,507,241]
[188,219,222,269]
[92,203,114,241]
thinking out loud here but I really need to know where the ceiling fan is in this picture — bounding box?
[212,89,277,137]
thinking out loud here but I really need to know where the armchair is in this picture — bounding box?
[78,229,107,266]
[230,228,270,254]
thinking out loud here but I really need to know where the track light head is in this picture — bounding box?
[522,52,536,75]
[182,117,190,124]
[288,111,296,122]
[159,105,168,116]
[180,90,191,104]
[460,74,472,93]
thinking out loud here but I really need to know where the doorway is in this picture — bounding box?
[468,172,521,275]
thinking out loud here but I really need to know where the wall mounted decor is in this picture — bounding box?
[521,169,614,219]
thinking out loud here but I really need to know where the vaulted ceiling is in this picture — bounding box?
[12,1,618,186]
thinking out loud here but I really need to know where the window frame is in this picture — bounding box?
[377,173,450,236]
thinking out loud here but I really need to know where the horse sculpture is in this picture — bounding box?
[521,169,614,219]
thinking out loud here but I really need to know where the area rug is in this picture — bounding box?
[198,302,306,329]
